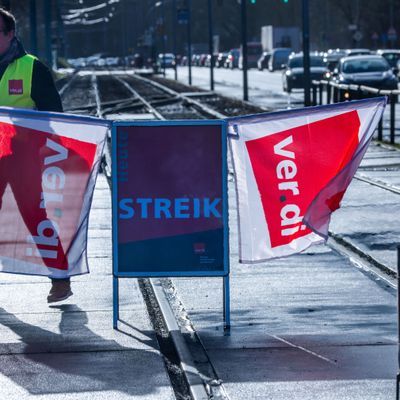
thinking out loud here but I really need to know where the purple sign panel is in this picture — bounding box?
[113,121,228,276]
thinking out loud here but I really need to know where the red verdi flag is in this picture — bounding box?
[0,108,109,277]
[228,98,386,262]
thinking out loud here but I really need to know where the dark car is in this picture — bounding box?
[157,53,176,68]
[257,51,271,71]
[239,42,262,69]
[216,52,228,68]
[345,48,372,57]
[268,48,292,72]
[225,48,240,69]
[376,49,400,74]
[282,53,328,93]
[323,48,347,72]
[332,55,398,100]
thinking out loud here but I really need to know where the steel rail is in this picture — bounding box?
[132,74,227,120]
[355,172,400,195]
[58,71,79,96]
[113,75,165,120]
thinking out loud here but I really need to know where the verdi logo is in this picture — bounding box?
[8,79,23,95]
[245,111,360,248]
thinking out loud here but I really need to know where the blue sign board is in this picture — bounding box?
[112,120,229,277]
[177,8,189,24]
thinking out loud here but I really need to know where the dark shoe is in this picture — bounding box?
[47,280,73,303]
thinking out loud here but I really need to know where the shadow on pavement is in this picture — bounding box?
[0,305,169,396]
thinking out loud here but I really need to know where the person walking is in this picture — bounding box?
[0,7,72,303]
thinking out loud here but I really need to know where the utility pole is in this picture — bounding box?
[302,0,311,107]
[172,0,177,80]
[187,0,192,85]
[29,0,38,55]
[208,0,214,91]
[44,0,52,67]
[240,0,248,101]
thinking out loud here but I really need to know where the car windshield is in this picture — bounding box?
[342,59,390,73]
[382,53,400,67]
[288,56,325,68]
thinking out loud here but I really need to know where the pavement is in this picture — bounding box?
[170,153,398,400]
[0,175,175,400]
[0,157,397,400]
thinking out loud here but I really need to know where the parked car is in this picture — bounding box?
[323,48,347,72]
[215,52,228,68]
[199,53,208,67]
[257,51,271,71]
[205,53,218,67]
[331,55,398,100]
[239,42,262,69]
[376,49,400,75]
[225,48,240,69]
[282,53,328,93]
[268,48,292,72]
[157,53,176,68]
[345,48,371,57]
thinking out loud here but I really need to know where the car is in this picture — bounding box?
[157,53,176,68]
[257,51,271,71]
[199,54,208,67]
[323,48,347,72]
[215,52,228,68]
[345,48,371,57]
[282,53,328,93]
[239,42,262,69]
[225,48,240,69]
[331,55,398,100]
[376,49,400,74]
[205,53,218,67]
[268,48,292,72]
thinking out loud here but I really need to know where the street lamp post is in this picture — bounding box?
[187,0,192,85]
[29,0,38,55]
[172,0,177,80]
[44,0,52,67]
[208,0,214,91]
[240,0,248,101]
[302,0,311,107]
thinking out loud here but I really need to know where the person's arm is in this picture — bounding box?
[31,59,63,112]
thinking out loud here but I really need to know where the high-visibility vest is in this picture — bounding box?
[0,54,36,109]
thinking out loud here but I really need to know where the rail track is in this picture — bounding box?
[59,69,400,398]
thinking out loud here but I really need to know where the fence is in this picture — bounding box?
[311,80,400,145]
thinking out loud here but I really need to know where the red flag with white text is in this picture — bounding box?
[0,108,109,277]
[228,98,386,263]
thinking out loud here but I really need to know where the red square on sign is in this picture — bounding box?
[8,80,23,95]
[193,242,206,254]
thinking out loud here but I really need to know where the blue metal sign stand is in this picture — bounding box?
[111,120,230,332]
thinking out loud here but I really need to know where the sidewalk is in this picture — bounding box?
[170,175,398,400]
[0,175,174,400]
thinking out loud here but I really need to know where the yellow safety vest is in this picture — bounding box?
[0,54,36,109]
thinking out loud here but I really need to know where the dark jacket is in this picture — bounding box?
[0,38,63,112]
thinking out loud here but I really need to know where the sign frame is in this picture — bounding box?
[111,119,230,330]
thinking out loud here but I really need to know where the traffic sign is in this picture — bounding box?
[177,8,189,24]
[353,31,363,42]
[388,27,397,41]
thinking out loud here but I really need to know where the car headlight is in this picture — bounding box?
[285,70,292,76]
